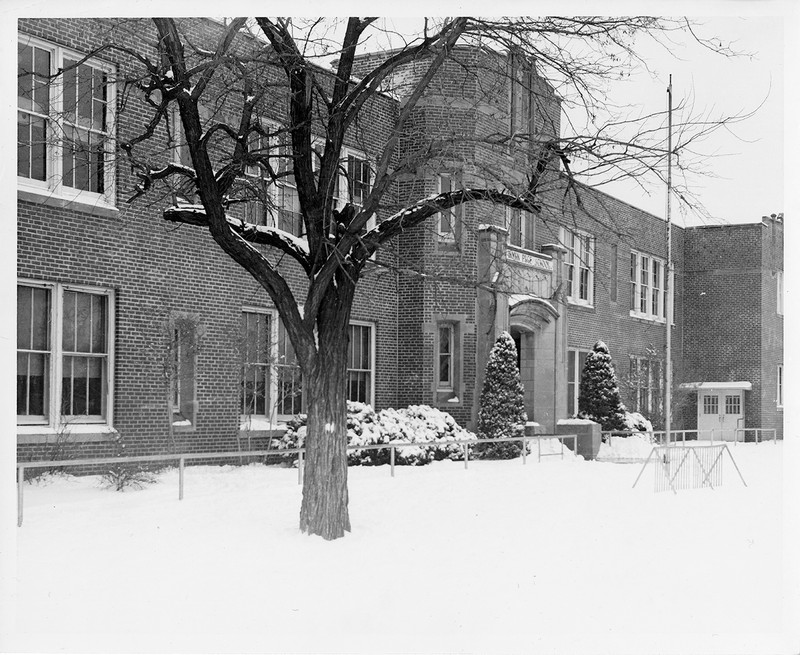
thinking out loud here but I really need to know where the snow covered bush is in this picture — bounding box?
[475,331,527,459]
[101,434,157,491]
[577,341,628,435]
[622,411,654,434]
[276,403,475,466]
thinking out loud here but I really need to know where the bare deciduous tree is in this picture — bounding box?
[95,16,744,539]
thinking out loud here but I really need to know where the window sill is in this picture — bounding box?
[567,299,595,311]
[17,424,118,445]
[628,311,666,324]
[506,244,537,255]
[18,187,119,219]
[436,238,460,252]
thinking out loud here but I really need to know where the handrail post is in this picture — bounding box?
[522,437,527,465]
[463,443,469,469]
[179,457,185,500]
[298,450,304,485]
[17,465,24,527]
[390,446,395,477]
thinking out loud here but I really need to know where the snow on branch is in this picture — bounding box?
[163,204,311,268]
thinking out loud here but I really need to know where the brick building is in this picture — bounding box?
[16,18,783,462]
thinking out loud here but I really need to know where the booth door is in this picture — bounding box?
[697,390,743,441]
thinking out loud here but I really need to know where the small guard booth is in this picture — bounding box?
[678,381,752,441]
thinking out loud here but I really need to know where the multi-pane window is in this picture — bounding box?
[630,251,667,321]
[170,316,199,428]
[347,323,373,405]
[241,312,374,420]
[703,395,718,415]
[17,42,50,182]
[567,349,590,416]
[17,285,51,423]
[17,281,113,429]
[437,173,462,243]
[18,35,115,205]
[61,290,109,418]
[437,324,454,391]
[241,312,271,417]
[560,227,594,305]
[276,321,303,416]
[242,129,272,226]
[629,356,663,417]
[508,207,535,251]
[347,155,371,208]
[725,394,741,415]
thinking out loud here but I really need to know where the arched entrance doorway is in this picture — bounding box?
[508,295,560,426]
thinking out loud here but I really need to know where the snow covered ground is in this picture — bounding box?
[2,441,797,654]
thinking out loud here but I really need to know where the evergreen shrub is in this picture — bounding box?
[475,331,527,459]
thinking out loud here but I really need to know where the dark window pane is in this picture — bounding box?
[17,352,29,415]
[29,352,47,416]
[18,44,32,110]
[62,291,76,351]
[77,64,93,128]
[87,357,103,415]
[69,356,88,414]
[63,62,77,121]
[91,294,106,353]
[17,285,31,349]
[62,127,75,188]
[361,326,370,368]
[31,287,50,350]
[17,112,30,177]
[74,130,90,190]
[61,356,73,415]
[30,117,47,181]
[439,356,450,385]
[439,326,451,354]
[34,48,50,112]
[524,212,535,250]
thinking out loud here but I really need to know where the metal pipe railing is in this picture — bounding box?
[15,433,577,527]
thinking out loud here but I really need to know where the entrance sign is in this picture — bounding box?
[504,249,553,271]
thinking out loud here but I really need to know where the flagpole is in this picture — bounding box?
[665,75,673,451]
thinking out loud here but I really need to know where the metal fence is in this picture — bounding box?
[16,433,577,527]
[602,428,778,445]
[632,443,748,493]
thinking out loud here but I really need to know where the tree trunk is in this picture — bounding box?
[298,297,353,539]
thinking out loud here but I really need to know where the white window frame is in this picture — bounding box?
[507,206,535,252]
[341,146,376,235]
[239,308,376,429]
[777,270,784,316]
[240,307,276,430]
[777,364,783,408]
[18,33,117,210]
[436,322,455,392]
[17,279,115,437]
[567,348,591,416]
[346,321,376,407]
[630,250,668,322]
[560,227,594,307]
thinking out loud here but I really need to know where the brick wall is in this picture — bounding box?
[682,219,783,437]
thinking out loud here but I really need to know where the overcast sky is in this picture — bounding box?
[588,15,785,227]
[3,5,792,231]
